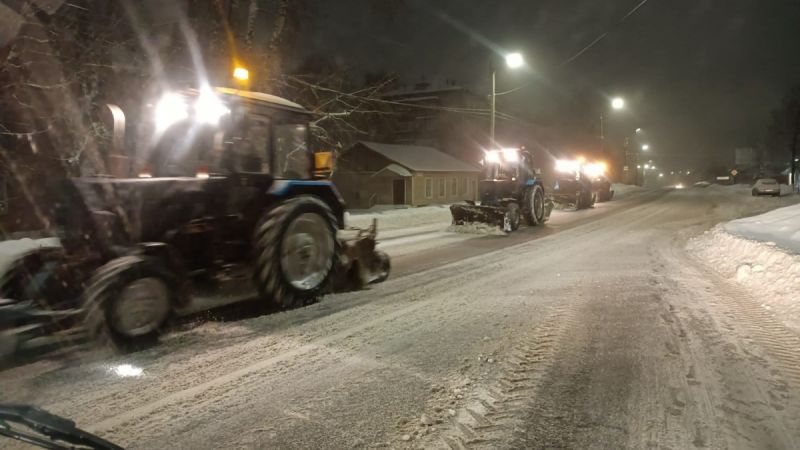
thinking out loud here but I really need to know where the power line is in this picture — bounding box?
[560,0,652,67]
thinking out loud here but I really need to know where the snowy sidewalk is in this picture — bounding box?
[689,202,800,333]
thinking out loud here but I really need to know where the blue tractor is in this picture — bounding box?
[450,147,553,232]
[1,87,389,355]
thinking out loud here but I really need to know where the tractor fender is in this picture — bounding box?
[266,180,346,229]
[134,242,191,307]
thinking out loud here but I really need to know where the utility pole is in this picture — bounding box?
[490,70,496,145]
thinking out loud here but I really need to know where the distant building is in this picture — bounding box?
[332,141,480,209]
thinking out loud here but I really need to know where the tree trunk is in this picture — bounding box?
[261,0,289,91]
[245,0,258,50]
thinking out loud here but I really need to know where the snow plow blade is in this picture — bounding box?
[450,203,507,229]
[333,219,390,292]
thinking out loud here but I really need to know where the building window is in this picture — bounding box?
[471,180,477,197]
[450,178,458,197]
[438,178,445,197]
[425,178,433,198]
[459,178,467,196]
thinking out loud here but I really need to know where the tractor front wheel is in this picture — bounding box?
[522,184,545,225]
[83,256,175,352]
[253,196,338,308]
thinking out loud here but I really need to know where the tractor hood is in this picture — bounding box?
[62,177,217,248]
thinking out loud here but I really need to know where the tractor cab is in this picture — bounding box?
[140,87,327,181]
[478,147,538,204]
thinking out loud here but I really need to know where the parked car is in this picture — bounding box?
[752,178,781,197]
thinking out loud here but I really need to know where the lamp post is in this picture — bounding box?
[490,52,525,145]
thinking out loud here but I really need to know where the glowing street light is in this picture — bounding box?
[641,144,650,151]
[505,52,525,69]
[644,164,650,169]
[491,51,525,143]
[611,97,625,110]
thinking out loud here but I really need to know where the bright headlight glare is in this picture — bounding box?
[501,148,519,162]
[155,93,188,132]
[196,89,229,125]
[484,150,501,164]
[584,162,607,178]
[555,159,579,173]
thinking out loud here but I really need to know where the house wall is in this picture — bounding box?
[409,171,478,206]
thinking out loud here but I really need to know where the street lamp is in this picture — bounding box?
[491,52,525,144]
[641,144,650,151]
[505,52,525,69]
[600,97,625,155]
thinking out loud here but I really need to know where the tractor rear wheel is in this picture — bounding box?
[522,184,545,225]
[253,196,338,308]
[83,256,175,352]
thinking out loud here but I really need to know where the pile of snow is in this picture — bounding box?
[689,204,800,333]
[446,223,506,236]
[723,203,800,253]
[0,237,60,276]
[347,205,452,231]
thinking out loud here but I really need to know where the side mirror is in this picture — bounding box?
[314,151,333,179]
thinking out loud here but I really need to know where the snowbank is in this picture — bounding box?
[446,223,506,236]
[723,203,800,254]
[689,210,800,333]
[347,205,452,231]
[612,183,643,197]
[0,238,61,276]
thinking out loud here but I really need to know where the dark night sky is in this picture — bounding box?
[303,0,800,169]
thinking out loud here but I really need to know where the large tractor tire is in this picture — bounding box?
[522,184,546,226]
[83,256,176,352]
[504,202,521,232]
[253,196,338,309]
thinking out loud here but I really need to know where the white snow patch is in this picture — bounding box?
[723,202,800,254]
[446,223,506,236]
[347,205,452,232]
[0,237,60,276]
[612,183,643,197]
[689,224,800,333]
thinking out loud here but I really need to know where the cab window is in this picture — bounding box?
[274,123,310,179]
[229,117,270,173]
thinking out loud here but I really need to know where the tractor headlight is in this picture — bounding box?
[195,88,229,125]
[584,162,607,178]
[501,148,519,162]
[484,150,501,164]
[555,159,579,173]
[154,93,188,132]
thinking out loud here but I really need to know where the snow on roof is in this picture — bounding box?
[215,87,308,112]
[357,141,480,173]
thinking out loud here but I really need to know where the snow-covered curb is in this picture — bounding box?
[689,226,800,333]
[347,205,452,231]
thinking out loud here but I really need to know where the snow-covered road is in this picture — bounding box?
[3,186,800,449]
